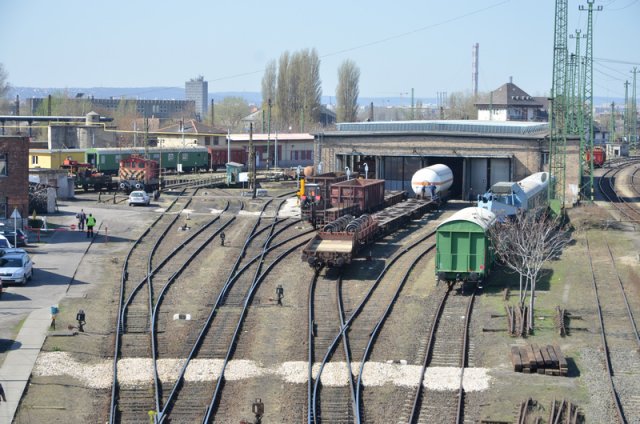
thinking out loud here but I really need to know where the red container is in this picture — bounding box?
[330,178,385,212]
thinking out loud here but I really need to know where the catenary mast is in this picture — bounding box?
[548,0,569,212]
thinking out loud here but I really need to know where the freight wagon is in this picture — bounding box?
[435,207,496,284]
[301,198,436,268]
[300,172,350,226]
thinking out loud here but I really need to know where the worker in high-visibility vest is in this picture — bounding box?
[86,213,97,238]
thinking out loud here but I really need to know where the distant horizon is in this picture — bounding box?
[7,85,628,109]
[2,1,638,101]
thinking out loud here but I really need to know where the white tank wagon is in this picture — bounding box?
[477,172,550,220]
[410,164,453,199]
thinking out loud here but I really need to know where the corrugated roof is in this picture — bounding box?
[438,207,496,231]
[335,120,548,136]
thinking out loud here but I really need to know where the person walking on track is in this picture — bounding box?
[86,213,96,238]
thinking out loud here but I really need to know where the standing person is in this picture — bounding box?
[77,209,86,231]
[86,213,96,238]
[0,381,6,402]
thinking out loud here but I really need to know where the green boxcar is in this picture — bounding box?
[435,207,496,282]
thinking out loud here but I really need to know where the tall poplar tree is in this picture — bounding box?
[336,59,360,122]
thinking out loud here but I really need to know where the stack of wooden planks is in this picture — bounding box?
[510,343,568,376]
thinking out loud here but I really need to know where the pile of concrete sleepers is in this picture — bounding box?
[510,344,568,376]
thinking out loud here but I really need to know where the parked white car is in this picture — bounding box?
[0,248,34,285]
[0,235,11,249]
[128,190,151,206]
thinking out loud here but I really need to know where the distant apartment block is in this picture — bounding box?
[185,76,208,120]
[27,98,196,120]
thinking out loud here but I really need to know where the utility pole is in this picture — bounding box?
[579,0,602,201]
[210,99,214,126]
[632,67,638,149]
[411,88,415,120]
[249,123,256,199]
[548,0,569,212]
[609,102,616,144]
[624,80,630,145]
[267,98,272,169]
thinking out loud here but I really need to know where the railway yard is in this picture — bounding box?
[4,160,640,423]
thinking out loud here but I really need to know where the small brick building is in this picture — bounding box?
[0,136,30,221]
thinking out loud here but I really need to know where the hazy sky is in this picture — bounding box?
[1,0,638,100]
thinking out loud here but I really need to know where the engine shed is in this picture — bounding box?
[315,120,580,207]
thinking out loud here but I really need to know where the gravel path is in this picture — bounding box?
[34,352,491,391]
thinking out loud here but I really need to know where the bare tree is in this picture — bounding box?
[447,90,489,120]
[261,60,276,112]
[214,96,250,131]
[488,209,571,333]
[275,51,290,129]
[336,59,360,122]
[0,63,9,111]
[269,48,322,132]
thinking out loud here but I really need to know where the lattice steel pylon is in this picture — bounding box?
[569,30,585,183]
[580,0,602,201]
[548,0,569,212]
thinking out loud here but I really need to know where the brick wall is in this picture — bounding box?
[0,136,30,219]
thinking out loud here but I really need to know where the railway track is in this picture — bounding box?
[308,222,439,423]
[597,159,640,224]
[585,235,640,424]
[148,193,312,423]
[110,189,197,423]
[109,190,301,422]
[404,281,476,424]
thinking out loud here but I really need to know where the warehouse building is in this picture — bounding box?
[315,120,580,206]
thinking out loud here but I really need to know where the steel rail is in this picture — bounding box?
[455,283,477,424]
[408,285,452,424]
[149,191,197,414]
[585,237,627,424]
[307,268,321,423]
[354,241,435,422]
[311,230,436,424]
[336,274,359,421]
[201,234,313,423]
[597,159,640,223]
[156,198,304,421]
[605,242,640,351]
[109,190,188,424]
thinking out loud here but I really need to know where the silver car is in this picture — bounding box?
[0,248,34,285]
[128,190,150,206]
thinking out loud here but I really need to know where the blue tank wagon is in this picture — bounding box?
[435,207,497,283]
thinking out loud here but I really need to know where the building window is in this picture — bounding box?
[0,154,7,176]
[31,155,39,165]
[168,153,175,162]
